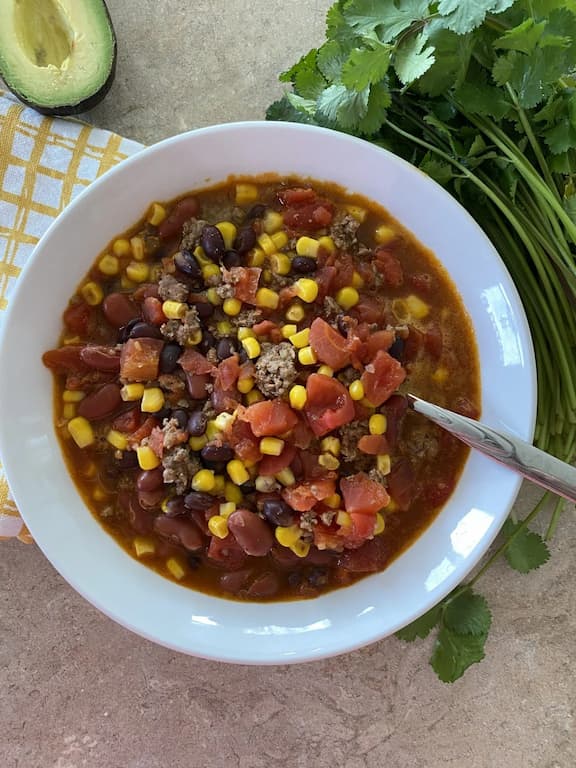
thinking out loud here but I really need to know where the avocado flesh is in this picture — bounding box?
[0,0,117,115]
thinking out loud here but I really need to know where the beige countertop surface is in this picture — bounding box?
[2,2,576,766]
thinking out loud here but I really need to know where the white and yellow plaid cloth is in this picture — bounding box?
[0,89,142,543]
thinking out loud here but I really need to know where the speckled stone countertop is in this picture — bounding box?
[2,2,575,766]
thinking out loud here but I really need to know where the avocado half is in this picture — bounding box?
[0,0,117,116]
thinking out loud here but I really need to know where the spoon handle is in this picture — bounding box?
[408,394,576,504]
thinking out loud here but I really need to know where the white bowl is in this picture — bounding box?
[0,122,536,663]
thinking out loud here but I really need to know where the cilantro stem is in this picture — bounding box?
[545,496,566,540]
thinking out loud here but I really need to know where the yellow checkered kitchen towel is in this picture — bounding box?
[0,89,143,543]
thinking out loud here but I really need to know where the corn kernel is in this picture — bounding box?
[223,297,242,316]
[285,303,305,322]
[219,501,236,518]
[166,557,186,580]
[318,235,336,254]
[121,383,145,401]
[137,445,161,470]
[80,281,103,306]
[162,300,187,320]
[134,537,156,557]
[92,487,108,502]
[206,287,222,305]
[98,254,119,276]
[227,459,250,485]
[270,231,288,250]
[62,390,85,403]
[336,510,352,527]
[321,437,341,455]
[386,498,399,513]
[262,269,272,284]
[298,346,317,365]
[255,475,278,493]
[369,414,387,435]
[189,434,208,451]
[211,475,226,496]
[336,286,359,310]
[325,493,342,509]
[82,462,97,479]
[374,512,385,535]
[208,515,229,539]
[255,287,279,310]
[432,366,449,384]
[241,337,261,359]
[349,380,365,400]
[317,365,334,377]
[346,205,367,222]
[67,416,94,448]
[235,183,258,205]
[376,454,391,475]
[214,412,235,432]
[148,202,166,226]
[288,327,310,348]
[185,328,203,346]
[361,398,376,411]
[318,453,340,470]
[107,429,128,451]
[237,377,254,394]
[62,335,81,345]
[374,224,396,245]
[269,253,291,275]
[289,384,307,410]
[194,245,211,266]
[225,481,243,504]
[206,420,222,441]
[263,210,284,234]
[406,294,430,320]
[141,387,165,413]
[275,525,301,547]
[290,540,311,558]
[257,233,277,256]
[260,437,285,456]
[275,467,295,486]
[294,278,318,303]
[216,320,233,336]
[130,236,145,261]
[62,403,76,420]
[192,469,216,492]
[112,238,131,257]
[202,263,221,282]
[296,236,319,258]
[237,327,255,341]
[120,275,136,290]
[282,324,298,339]
[246,247,266,267]
[245,389,265,405]
[216,221,237,250]
[351,271,364,289]
[126,261,150,283]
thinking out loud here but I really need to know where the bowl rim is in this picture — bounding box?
[0,120,537,664]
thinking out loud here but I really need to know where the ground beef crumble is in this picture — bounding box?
[158,273,189,302]
[234,308,262,327]
[339,420,370,463]
[162,446,201,494]
[158,373,186,394]
[330,212,360,252]
[160,307,200,346]
[254,342,298,398]
[161,417,188,450]
[180,218,208,251]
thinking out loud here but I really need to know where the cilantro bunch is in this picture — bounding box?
[267,0,574,681]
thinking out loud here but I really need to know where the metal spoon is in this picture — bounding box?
[407,394,576,504]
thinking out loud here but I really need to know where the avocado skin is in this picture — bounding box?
[1,0,117,117]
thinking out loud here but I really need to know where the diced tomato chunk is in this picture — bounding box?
[351,296,386,324]
[178,348,216,375]
[361,350,406,407]
[240,399,299,437]
[128,416,158,447]
[148,427,165,458]
[387,458,415,511]
[120,338,164,382]
[227,419,261,463]
[357,434,390,455]
[374,247,403,287]
[277,187,317,206]
[332,257,355,292]
[309,318,350,370]
[216,355,240,390]
[282,476,336,512]
[284,201,334,232]
[63,302,91,335]
[340,472,389,515]
[410,272,433,294]
[112,407,142,433]
[290,418,315,450]
[338,537,389,572]
[228,267,262,304]
[259,443,297,475]
[304,374,355,437]
[361,330,395,362]
[349,512,377,540]
[315,266,337,300]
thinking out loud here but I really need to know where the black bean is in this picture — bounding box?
[118,317,140,343]
[192,301,214,320]
[199,330,216,355]
[165,496,187,517]
[336,315,351,336]
[287,571,303,587]
[184,491,216,511]
[245,204,266,220]
[188,411,207,437]
[222,250,242,269]
[306,567,328,587]
[129,321,163,340]
[174,249,201,278]
[171,408,189,430]
[388,337,405,361]
[200,225,226,260]
[217,337,236,360]
[114,451,139,470]
[187,553,202,570]
[201,443,234,463]
[156,407,172,422]
[233,226,257,253]
[291,256,317,274]
[262,498,295,527]
[159,342,182,374]
[238,348,249,364]
[202,460,226,474]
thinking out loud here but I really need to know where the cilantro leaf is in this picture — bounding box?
[455,79,512,120]
[326,2,359,46]
[317,40,349,81]
[394,32,436,85]
[431,626,488,683]
[396,602,442,641]
[343,0,430,43]
[438,0,515,35]
[494,18,547,54]
[419,155,454,185]
[356,81,392,135]
[444,591,492,636]
[492,49,556,109]
[294,67,327,100]
[502,519,550,573]
[317,84,370,129]
[417,29,475,96]
[341,42,393,91]
[280,49,318,84]
[266,97,315,124]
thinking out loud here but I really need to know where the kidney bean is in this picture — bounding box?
[220,569,252,594]
[292,256,317,274]
[103,292,140,328]
[201,443,234,463]
[158,196,200,240]
[174,249,201,278]
[191,301,214,320]
[129,321,163,340]
[338,538,389,573]
[186,372,210,399]
[187,411,207,437]
[77,383,122,420]
[154,515,203,551]
[184,491,215,511]
[165,496,187,517]
[133,283,161,302]
[227,508,274,557]
[159,343,183,374]
[200,225,226,260]
[127,493,154,534]
[222,250,242,268]
[79,345,121,372]
[42,346,89,373]
[233,226,257,254]
[216,338,236,361]
[247,572,279,599]
[207,533,246,569]
[137,467,164,492]
[138,488,164,509]
[262,497,294,527]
